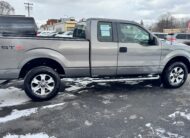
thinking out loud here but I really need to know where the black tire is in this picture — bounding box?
[24,66,61,101]
[162,62,188,88]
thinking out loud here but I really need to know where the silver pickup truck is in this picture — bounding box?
[1,16,190,101]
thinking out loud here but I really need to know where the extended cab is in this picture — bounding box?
[1,16,190,101]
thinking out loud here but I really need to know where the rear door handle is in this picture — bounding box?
[119,47,127,53]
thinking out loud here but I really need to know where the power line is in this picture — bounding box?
[24,2,33,17]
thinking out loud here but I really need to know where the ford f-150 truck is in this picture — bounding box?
[1,16,190,101]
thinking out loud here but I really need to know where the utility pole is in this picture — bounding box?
[24,2,33,17]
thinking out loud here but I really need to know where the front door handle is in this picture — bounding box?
[119,47,127,53]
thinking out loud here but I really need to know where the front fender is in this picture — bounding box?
[161,49,190,67]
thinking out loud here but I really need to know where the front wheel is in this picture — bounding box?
[162,62,188,88]
[24,66,61,101]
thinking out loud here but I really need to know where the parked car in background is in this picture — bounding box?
[166,33,190,46]
[0,15,37,37]
[54,32,64,37]
[37,31,57,37]
[55,31,73,38]
[153,32,167,40]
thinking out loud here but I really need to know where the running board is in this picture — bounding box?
[92,75,160,83]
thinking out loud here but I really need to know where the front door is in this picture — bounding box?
[117,23,161,75]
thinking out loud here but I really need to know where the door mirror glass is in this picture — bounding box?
[149,36,158,45]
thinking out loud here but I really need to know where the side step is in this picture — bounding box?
[92,75,160,83]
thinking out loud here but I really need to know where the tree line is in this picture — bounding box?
[151,13,190,32]
[0,1,15,15]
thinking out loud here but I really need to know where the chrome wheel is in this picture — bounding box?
[169,67,185,86]
[31,74,55,96]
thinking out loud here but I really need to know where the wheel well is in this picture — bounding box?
[19,58,65,78]
[163,56,190,73]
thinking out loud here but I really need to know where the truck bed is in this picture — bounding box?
[0,36,90,79]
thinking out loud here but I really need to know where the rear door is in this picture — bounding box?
[90,20,118,77]
[117,23,161,75]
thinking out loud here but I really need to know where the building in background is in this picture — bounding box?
[163,28,182,34]
[40,17,77,32]
[47,19,58,25]
[40,19,58,31]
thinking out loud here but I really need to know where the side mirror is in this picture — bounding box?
[149,35,157,45]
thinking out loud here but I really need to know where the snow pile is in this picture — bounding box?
[144,123,183,138]
[3,133,56,138]
[0,87,30,108]
[64,78,92,92]
[169,111,190,121]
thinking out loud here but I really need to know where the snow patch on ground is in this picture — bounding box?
[102,100,112,105]
[117,105,131,113]
[84,120,93,126]
[42,103,65,109]
[99,94,115,100]
[0,102,65,124]
[172,121,185,127]
[98,83,108,86]
[65,86,83,92]
[129,114,137,120]
[144,123,184,138]
[3,132,56,138]
[0,108,38,124]
[0,87,30,108]
[61,93,76,98]
[169,111,190,121]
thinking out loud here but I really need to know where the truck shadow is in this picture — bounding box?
[64,80,164,96]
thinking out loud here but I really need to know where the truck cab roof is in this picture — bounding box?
[87,18,136,24]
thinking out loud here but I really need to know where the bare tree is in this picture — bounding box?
[152,13,179,32]
[0,1,15,15]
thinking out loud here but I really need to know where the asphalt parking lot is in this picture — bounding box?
[0,78,190,138]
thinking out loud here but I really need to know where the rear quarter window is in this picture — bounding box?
[98,22,113,42]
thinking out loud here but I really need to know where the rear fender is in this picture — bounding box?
[18,48,67,71]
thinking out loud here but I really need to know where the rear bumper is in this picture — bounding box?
[0,69,20,80]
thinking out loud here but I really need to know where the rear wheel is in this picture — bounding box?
[162,62,188,88]
[24,66,61,101]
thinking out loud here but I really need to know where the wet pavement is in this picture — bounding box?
[0,78,190,138]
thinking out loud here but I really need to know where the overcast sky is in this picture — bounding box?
[5,0,190,26]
